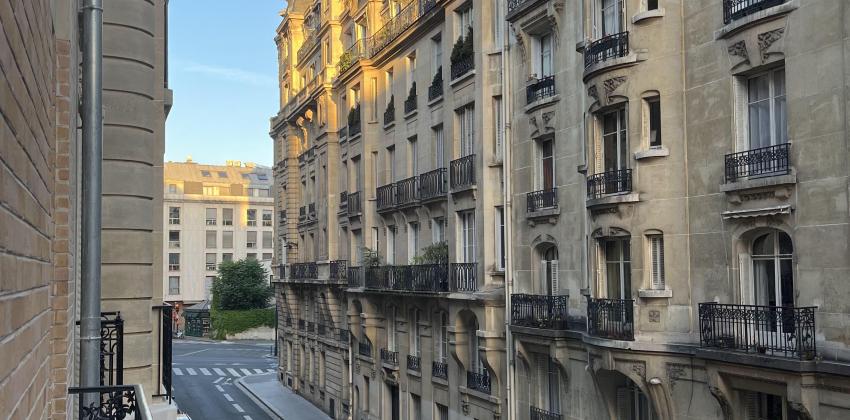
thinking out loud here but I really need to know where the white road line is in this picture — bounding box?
[266,369,275,373]
[233,404,245,413]
[227,368,241,377]
[186,368,197,376]
[176,348,208,357]
[213,377,223,384]
[243,416,253,420]
[240,368,253,376]
[223,393,234,402]
[213,368,226,376]
[253,369,265,374]
[215,385,225,393]
[173,368,183,376]
[200,368,212,375]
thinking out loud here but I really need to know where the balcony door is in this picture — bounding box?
[752,231,794,308]
[601,108,628,173]
[540,246,559,295]
[603,238,631,300]
[539,139,555,191]
[747,68,786,150]
[599,0,625,37]
[533,354,560,415]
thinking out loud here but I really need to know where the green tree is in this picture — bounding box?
[211,259,272,310]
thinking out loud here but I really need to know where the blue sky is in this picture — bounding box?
[165,0,285,167]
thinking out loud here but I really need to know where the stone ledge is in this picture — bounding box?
[526,206,560,221]
[586,192,640,208]
[638,288,672,298]
[634,146,669,160]
[583,53,640,81]
[450,69,476,88]
[720,172,796,193]
[714,0,799,40]
[632,8,665,24]
[523,94,560,114]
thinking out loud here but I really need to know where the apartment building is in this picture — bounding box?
[163,160,275,309]
[0,0,175,417]
[505,0,850,419]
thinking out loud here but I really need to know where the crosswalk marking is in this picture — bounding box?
[253,369,265,374]
[266,369,275,373]
[186,368,197,375]
[173,366,275,377]
[240,368,253,376]
[227,368,241,377]
[173,368,183,376]
[213,368,226,376]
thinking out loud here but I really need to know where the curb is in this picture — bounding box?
[234,376,285,420]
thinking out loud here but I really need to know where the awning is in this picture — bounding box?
[722,205,793,219]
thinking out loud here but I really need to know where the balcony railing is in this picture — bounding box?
[308,203,316,219]
[526,76,556,103]
[527,188,558,212]
[404,86,418,114]
[364,264,449,292]
[450,154,476,190]
[428,69,443,101]
[380,348,399,366]
[368,0,437,58]
[338,38,368,73]
[347,191,362,215]
[584,31,629,68]
[587,297,634,341]
[347,266,363,287]
[359,341,372,357]
[299,206,307,222]
[290,262,318,279]
[531,407,562,420]
[339,191,348,212]
[419,168,448,200]
[75,312,124,386]
[432,361,448,379]
[698,303,817,360]
[467,370,491,394]
[376,183,396,211]
[396,176,419,206]
[69,385,149,420]
[384,96,396,125]
[330,260,348,280]
[511,294,569,330]
[724,143,790,183]
[407,355,421,371]
[587,169,632,199]
[724,0,786,23]
[348,106,362,137]
[451,53,475,80]
[450,263,477,292]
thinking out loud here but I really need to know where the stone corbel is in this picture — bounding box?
[705,368,733,420]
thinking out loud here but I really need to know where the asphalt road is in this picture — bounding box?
[172,339,277,420]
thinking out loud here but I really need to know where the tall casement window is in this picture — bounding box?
[533,354,560,415]
[648,235,665,290]
[205,208,217,225]
[432,217,446,244]
[407,52,416,91]
[168,253,180,271]
[602,237,631,299]
[539,138,555,190]
[410,309,421,357]
[222,208,233,226]
[747,68,786,150]
[408,222,419,258]
[247,209,258,226]
[493,97,504,162]
[598,0,625,37]
[749,230,793,308]
[205,231,217,249]
[540,246,559,295]
[262,210,273,227]
[437,312,449,362]
[468,317,480,372]
[537,34,553,78]
[616,381,657,420]
[741,391,787,420]
[432,35,442,75]
[247,231,257,248]
[646,96,661,148]
[168,276,180,295]
[205,253,216,271]
[457,5,473,37]
[370,77,378,120]
[433,125,445,169]
[387,146,396,183]
[495,207,505,271]
[222,231,233,249]
[386,226,396,264]
[458,105,475,157]
[385,70,394,103]
[459,210,476,263]
[387,306,398,351]
[600,108,628,172]
[168,231,180,248]
[408,136,418,176]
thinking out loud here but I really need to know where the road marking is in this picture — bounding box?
[266,369,275,373]
[223,393,234,402]
[244,416,253,420]
[186,368,197,376]
[215,385,225,393]
[213,377,223,384]
[233,404,245,413]
[176,348,209,357]
[253,369,265,374]
[213,368,226,376]
[240,368,253,376]
[200,368,211,375]
[173,368,183,376]
[227,368,241,377]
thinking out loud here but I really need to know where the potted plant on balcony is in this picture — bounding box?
[410,241,448,265]
[337,51,353,72]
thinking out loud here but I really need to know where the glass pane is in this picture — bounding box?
[778,232,793,255]
[604,133,618,172]
[622,261,631,299]
[780,259,794,307]
[607,262,621,298]
[752,233,773,256]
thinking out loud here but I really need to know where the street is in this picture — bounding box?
[172,340,277,420]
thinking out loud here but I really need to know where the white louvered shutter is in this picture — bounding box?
[743,391,759,420]
[595,243,605,297]
[650,236,664,290]
[550,260,560,295]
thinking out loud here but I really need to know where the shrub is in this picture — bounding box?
[210,308,275,340]
[211,258,272,311]
[361,247,381,267]
[411,241,448,265]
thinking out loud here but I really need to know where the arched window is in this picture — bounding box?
[751,230,793,307]
[539,245,560,295]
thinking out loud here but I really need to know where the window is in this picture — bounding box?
[747,68,786,150]
[540,138,555,190]
[647,0,658,10]
[168,230,180,249]
[601,108,628,172]
[493,0,503,46]
[205,208,217,225]
[247,231,257,248]
[435,403,449,420]
[432,218,446,243]
[168,276,180,295]
[457,5,473,37]
[168,253,180,271]
[648,235,665,290]
[602,238,631,299]
[257,188,270,197]
[458,105,475,157]
[741,391,785,420]
[370,77,378,120]
[206,253,217,271]
[217,171,228,178]
[206,231,217,249]
[262,210,273,227]
[750,230,793,308]
[407,53,416,91]
[408,137,418,176]
[408,222,419,258]
[599,0,625,37]
[385,70,394,102]
[263,231,273,249]
[201,170,211,177]
[387,306,397,351]
[538,34,553,78]
[495,207,505,271]
[371,151,379,197]
[459,210,476,263]
[647,97,662,148]
[169,207,180,225]
[247,209,258,226]
[432,35,442,75]
[203,185,219,196]
[222,253,233,262]
[386,226,396,264]
[247,253,257,260]
[433,125,444,169]
[222,231,233,249]
[534,354,560,415]
[386,146,396,183]
[616,381,657,420]
[493,97,503,162]
[222,208,233,226]
[410,394,421,420]
[205,276,214,300]
[168,184,177,194]
[410,309,421,357]
[437,312,449,362]
[540,246,559,294]
[262,253,273,260]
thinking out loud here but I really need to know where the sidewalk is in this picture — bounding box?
[236,373,329,419]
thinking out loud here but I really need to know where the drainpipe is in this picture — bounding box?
[79,0,104,402]
[502,16,517,420]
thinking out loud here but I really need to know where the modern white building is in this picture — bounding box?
[163,159,275,305]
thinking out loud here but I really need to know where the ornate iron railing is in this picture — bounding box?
[527,188,558,212]
[531,406,562,420]
[338,38,368,73]
[450,53,475,80]
[396,176,419,206]
[450,263,477,292]
[307,321,315,333]
[698,302,816,360]
[432,361,448,379]
[348,106,362,137]
[330,260,348,280]
[384,96,396,124]
[586,169,632,199]
[290,262,318,279]
[584,31,629,68]
[380,348,399,365]
[68,385,148,420]
[450,154,476,190]
[407,355,421,371]
[368,0,437,57]
[467,370,491,394]
[404,85,418,114]
[359,341,372,357]
[527,76,556,103]
[587,297,634,341]
[77,312,124,386]
[419,168,448,200]
[308,202,316,219]
[511,294,569,329]
[724,143,790,183]
[723,0,786,23]
[363,264,449,292]
[348,266,363,287]
[428,69,443,100]
[376,183,396,211]
[347,191,362,215]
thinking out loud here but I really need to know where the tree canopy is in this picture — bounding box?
[211,259,272,310]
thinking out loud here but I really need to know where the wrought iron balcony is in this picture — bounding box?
[419,168,448,200]
[275,265,286,280]
[467,370,492,394]
[511,294,569,330]
[526,76,555,104]
[347,191,362,216]
[308,202,316,219]
[531,406,562,420]
[586,169,632,199]
[367,0,437,57]
[299,206,307,222]
[451,53,475,80]
[290,262,318,279]
[407,355,421,371]
[68,385,149,420]
[347,266,363,287]
[396,176,419,206]
[587,297,634,341]
[724,0,786,23]
[339,191,348,212]
[584,31,629,68]
[384,96,396,125]
[338,38,367,73]
[450,263,477,292]
[432,361,448,379]
[307,321,315,333]
[698,302,817,360]
[380,348,399,366]
[527,188,558,212]
[376,183,396,211]
[404,85,418,114]
[428,69,443,101]
[348,106,362,137]
[330,260,348,281]
[450,154,476,190]
[724,143,790,183]
[358,341,372,357]
[75,312,125,386]
[363,264,449,292]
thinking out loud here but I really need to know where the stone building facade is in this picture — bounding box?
[0,0,174,417]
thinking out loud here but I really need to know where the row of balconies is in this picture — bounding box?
[374,168,449,212]
[510,294,817,361]
[282,260,349,285]
[345,263,478,293]
[285,316,350,343]
[297,203,318,224]
[337,190,363,217]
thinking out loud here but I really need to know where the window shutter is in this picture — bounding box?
[616,386,630,420]
[739,253,753,305]
[595,243,605,297]
[650,236,665,290]
[593,119,603,173]
[743,391,759,420]
[550,260,560,295]
[618,0,626,32]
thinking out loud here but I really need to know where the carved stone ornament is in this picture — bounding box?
[727,40,750,67]
[667,364,686,388]
[587,85,599,103]
[631,362,646,379]
[709,386,732,420]
[758,28,785,63]
[788,402,813,420]
[603,76,627,102]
